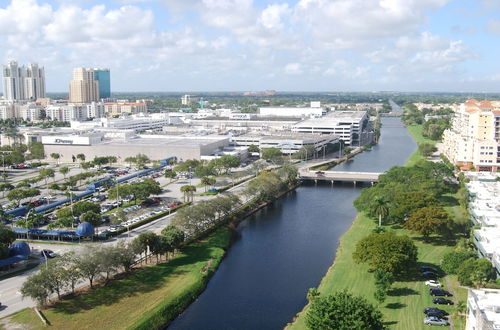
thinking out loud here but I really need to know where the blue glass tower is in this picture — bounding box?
[94,68,110,99]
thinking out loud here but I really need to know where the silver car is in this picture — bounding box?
[424,316,449,326]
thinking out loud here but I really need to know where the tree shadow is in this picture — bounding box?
[439,195,459,207]
[385,302,406,310]
[387,287,419,297]
[384,321,398,327]
[413,235,456,247]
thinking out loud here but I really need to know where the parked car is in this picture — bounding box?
[433,298,454,305]
[424,316,449,326]
[422,271,438,279]
[429,288,453,297]
[424,307,449,316]
[425,280,442,287]
[41,249,56,258]
[421,265,439,273]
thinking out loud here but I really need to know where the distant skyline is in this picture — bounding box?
[1,0,499,93]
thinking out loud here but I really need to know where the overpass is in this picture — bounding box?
[299,170,382,184]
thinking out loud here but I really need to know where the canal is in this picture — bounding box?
[168,116,416,330]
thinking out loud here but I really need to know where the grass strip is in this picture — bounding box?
[3,227,231,330]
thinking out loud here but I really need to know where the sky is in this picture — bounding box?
[0,0,500,92]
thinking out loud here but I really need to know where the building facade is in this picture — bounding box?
[94,68,110,99]
[104,101,147,117]
[466,288,500,330]
[442,99,500,172]
[69,68,99,103]
[292,111,368,146]
[2,61,45,101]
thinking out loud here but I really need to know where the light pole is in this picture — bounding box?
[188,166,192,186]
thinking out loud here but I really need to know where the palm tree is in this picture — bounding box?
[201,176,216,192]
[76,153,86,163]
[373,197,390,227]
[180,185,196,202]
[50,153,61,165]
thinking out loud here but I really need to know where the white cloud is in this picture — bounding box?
[486,19,500,35]
[284,63,302,75]
[293,0,451,49]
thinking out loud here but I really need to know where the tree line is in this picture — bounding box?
[21,224,185,306]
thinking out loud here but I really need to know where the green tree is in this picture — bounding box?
[75,245,102,288]
[261,147,283,164]
[405,206,454,241]
[38,168,55,187]
[353,231,418,276]
[0,224,16,245]
[76,153,86,163]
[305,290,386,330]
[80,211,101,228]
[418,143,437,157]
[457,258,495,287]
[442,250,477,275]
[373,196,389,227]
[50,152,61,165]
[164,170,177,182]
[0,183,14,197]
[201,176,216,192]
[28,142,45,160]
[59,166,70,180]
[248,144,260,153]
[7,188,40,207]
[20,272,52,306]
[72,201,101,217]
[180,185,196,202]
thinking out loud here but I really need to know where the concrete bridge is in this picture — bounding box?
[379,112,402,117]
[299,170,382,184]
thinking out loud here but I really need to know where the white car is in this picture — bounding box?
[425,280,442,287]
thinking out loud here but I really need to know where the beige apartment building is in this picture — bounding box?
[69,68,99,103]
[442,99,500,172]
[104,101,147,117]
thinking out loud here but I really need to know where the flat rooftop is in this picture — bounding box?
[97,135,228,148]
[235,132,338,141]
[469,289,500,328]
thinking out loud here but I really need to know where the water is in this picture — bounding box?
[168,115,416,330]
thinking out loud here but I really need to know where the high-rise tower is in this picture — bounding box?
[69,68,99,103]
[94,68,110,99]
[2,61,45,101]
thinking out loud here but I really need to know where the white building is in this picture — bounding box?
[46,104,88,122]
[467,173,500,277]
[232,133,339,155]
[86,102,105,119]
[466,288,500,330]
[0,103,16,120]
[70,112,180,131]
[259,102,326,118]
[2,61,45,101]
[181,94,191,105]
[41,132,229,162]
[292,111,368,146]
[18,104,43,121]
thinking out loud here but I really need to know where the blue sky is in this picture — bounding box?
[1,0,499,92]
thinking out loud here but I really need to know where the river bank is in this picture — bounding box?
[286,122,467,330]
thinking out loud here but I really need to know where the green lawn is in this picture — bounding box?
[287,124,467,330]
[405,124,438,166]
[1,227,232,330]
[287,214,467,330]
